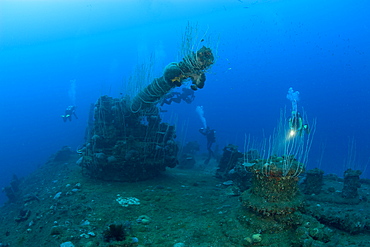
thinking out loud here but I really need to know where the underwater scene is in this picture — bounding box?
[1,0,370,246]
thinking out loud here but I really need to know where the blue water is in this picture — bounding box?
[1,0,369,205]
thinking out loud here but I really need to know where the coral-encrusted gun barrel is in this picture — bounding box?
[130,46,214,113]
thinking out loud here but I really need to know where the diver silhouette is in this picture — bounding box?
[286,87,310,136]
[61,105,78,122]
[199,126,216,165]
[289,111,309,136]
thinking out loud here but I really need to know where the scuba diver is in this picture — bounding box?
[161,87,195,106]
[288,111,310,136]
[61,105,78,122]
[286,87,309,137]
[199,126,216,165]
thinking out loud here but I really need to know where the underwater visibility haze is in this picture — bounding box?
[1,0,370,246]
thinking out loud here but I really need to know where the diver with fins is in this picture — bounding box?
[286,87,310,137]
[61,105,78,122]
[288,111,310,136]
